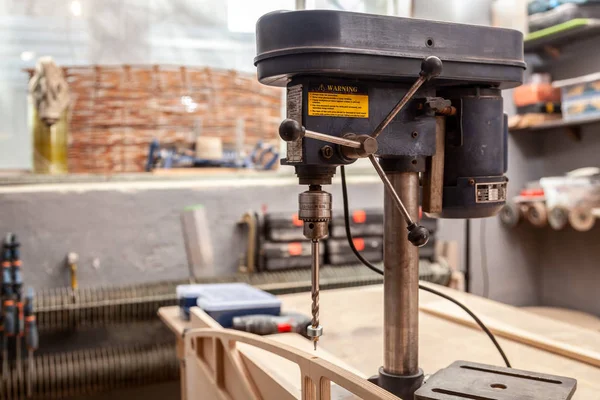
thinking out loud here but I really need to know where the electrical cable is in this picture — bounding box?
[339,165,511,368]
[465,219,471,292]
[480,219,489,298]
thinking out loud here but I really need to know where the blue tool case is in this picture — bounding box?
[178,283,281,327]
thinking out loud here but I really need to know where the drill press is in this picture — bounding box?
[255,10,576,400]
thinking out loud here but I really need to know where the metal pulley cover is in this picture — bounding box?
[255,10,525,88]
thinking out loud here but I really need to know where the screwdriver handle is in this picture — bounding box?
[11,248,20,264]
[24,291,34,316]
[17,301,24,336]
[12,261,23,306]
[1,234,11,262]
[12,261,22,284]
[2,265,13,298]
[1,263,11,281]
[4,300,15,336]
[25,316,38,351]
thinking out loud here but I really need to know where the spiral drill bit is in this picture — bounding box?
[298,186,330,351]
[309,239,321,350]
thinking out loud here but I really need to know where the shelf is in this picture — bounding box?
[524,18,600,54]
[509,114,600,135]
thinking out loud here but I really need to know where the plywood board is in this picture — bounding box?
[278,284,600,399]
[417,282,600,367]
[523,306,600,332]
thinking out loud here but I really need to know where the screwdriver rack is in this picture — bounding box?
[1,234,37,398]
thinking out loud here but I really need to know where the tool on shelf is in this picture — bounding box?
[500,170,600,232]
[248,140,280,170]
[145,138,278,172]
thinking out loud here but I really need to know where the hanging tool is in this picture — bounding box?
[24,288,37,398]
[66,252,79,301]
[10,234,24,379]
[1,234,13,378]
[232,312,311,336]
[2,300,14,378]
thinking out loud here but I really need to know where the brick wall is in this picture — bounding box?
[59,65,282,173]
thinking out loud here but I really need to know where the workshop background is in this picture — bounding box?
[0,0,599,399]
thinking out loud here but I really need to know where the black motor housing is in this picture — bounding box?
[428,88,508,218]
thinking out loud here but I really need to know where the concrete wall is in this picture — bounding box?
[493,33,600,316]
[0,175,383,290]
[535,127,600,316]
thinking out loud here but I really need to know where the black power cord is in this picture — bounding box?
[480,219,490,298]
[340,165,512,368]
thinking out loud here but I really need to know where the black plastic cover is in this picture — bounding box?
[255,10,525,88]
[262,241,325,271]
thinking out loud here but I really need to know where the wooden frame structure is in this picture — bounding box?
[161,307,398,400]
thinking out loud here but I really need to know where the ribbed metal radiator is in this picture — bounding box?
[10,261,450,399]
[1,342,178,400]
[35,262,450,332]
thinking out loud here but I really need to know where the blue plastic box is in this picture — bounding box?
[177,283,281,326]
[177,284,205,320]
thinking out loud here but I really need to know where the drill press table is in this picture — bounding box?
[159,283,600,399]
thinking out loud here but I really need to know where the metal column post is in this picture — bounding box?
[383,171,420,376]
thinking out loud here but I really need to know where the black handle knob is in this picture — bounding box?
[407,223,430,247]
[279,119,305,142]
[420,56,443,80]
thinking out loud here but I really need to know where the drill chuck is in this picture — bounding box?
[298,188,332,241]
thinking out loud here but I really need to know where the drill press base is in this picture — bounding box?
[368,367,424,400]
[415,360,577,400]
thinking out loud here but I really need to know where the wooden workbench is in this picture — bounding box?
[160,284,600,399]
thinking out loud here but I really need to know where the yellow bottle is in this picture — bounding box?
[32,107,69,174]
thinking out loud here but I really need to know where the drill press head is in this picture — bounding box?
[255,10,525,219]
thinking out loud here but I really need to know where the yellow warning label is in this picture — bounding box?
[308,91,369,118]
